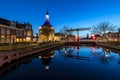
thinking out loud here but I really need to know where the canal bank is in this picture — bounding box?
[65,41,96,46]
[96,42,120,51]
[0,42,64,67]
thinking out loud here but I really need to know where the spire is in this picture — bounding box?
[41,11,52,27]
[46,11,49,15]
[46,11,49,21]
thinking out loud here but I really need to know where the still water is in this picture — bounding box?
[1,46,120,80]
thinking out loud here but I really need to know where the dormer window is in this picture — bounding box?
[26,26,29,30]
[10,22,16,27]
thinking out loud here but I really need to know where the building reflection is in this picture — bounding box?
[91,47,116,63]
[0,50,55,79]
[117,52,120,64]
[57,46,90,60]
[39,51,54,71]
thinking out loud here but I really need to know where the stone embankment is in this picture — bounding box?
[96,42,120,50]
[0,42,63,67]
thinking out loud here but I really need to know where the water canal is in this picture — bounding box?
[1,46,120,80]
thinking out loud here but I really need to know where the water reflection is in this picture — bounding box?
[59,46,120,63]
[58,46,90,60]
[39,51,54,71]
[117,52,120,64]
[0,50,55,79]
[91,47,118,63]
[1,46,120,80]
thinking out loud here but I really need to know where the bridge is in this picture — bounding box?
[66,27,90,42]
[65,27,106,45]
[65,40,96,45]
[66,28,90,39]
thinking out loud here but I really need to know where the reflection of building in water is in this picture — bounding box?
[91,47,114,63]
[66,47,90,60]
[39,51,54,71]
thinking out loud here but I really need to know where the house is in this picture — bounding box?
[0,18,33,43]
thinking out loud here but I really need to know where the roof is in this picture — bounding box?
[0,18,32,30]
[0,18,10,26]
[55,33,65,36]
[41,11,53,27]
[42,20,52,27]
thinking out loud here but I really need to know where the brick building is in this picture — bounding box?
[0,18,33,43]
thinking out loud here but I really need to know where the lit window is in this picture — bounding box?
[26,37,31,41]
[27,31,31,36]
[1,35,5,43]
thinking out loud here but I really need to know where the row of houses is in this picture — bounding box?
[91,30,120,41]
[106,29,120,41]
[0,18,33,43]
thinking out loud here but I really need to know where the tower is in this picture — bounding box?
[38,11,54,42]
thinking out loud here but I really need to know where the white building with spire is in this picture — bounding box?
[39,11,54,42]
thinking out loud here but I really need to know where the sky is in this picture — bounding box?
[0,0,120,37]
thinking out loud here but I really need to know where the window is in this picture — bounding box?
[7,29,10,34]
[27,31,31,36]
[16,30,19,37]
[10,22,16,27]
[1,35,5,43]
[29,26,31,30]
[6,36,10,43]
[24,31,26,36]
[26,26,29,30]
[20,31,22,37]
[1,28,5,34]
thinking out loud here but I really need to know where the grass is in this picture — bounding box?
[0,41,61,52]
[0,42,38,52]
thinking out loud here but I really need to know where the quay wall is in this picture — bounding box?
[0,42,63,67]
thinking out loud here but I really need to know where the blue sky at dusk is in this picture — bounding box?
[0,0,120,37]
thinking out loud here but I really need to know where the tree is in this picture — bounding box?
[59,25,74,35]
[41,26,54,41]
[59,25,69,35]
[59,25,74,42]
[91,22,116,40]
